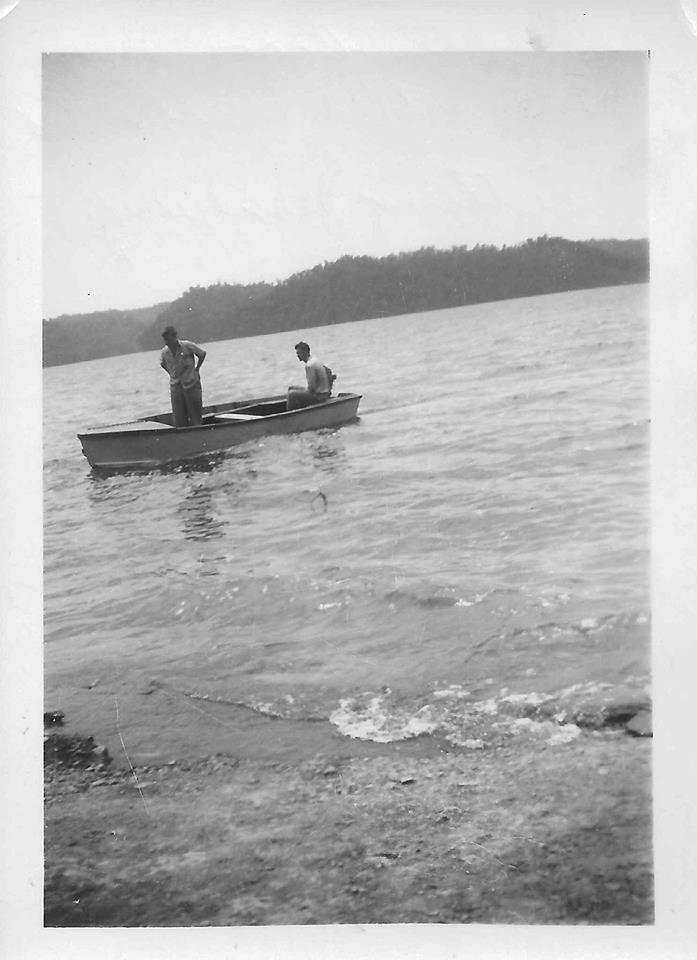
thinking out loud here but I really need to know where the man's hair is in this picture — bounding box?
[162,325,178,339]
[295,341,310,352]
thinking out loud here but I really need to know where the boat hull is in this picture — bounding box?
[77,393,361,470]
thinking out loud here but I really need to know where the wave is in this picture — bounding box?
[328,674,651,747]
[154,680,331,723]
[383,587,478,610]
[477,361,546,380]
[500,611,649,642]
[157,608,650,748]
[505,389,571,403]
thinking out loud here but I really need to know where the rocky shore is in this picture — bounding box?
[44,721,652,927]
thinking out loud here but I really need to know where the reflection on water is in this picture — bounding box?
[86,471,142,507]
[179,484,226,542]
[307,431,347,474]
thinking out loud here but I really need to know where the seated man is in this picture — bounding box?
[287,341,334,410]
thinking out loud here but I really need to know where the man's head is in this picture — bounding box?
[162,326,179,349]
[295,341,310,362]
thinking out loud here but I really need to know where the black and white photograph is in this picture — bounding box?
[1,1,696,957]
[41,47,654,926]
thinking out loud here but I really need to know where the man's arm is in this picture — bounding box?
[192,344,207,370]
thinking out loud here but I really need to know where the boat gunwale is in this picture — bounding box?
[77,392,362,440]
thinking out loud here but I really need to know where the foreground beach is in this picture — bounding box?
[44,726,652,926]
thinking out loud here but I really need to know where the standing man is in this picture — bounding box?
[160,325,207,427]
[288,341,332,410]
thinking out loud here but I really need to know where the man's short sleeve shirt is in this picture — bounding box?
[161,340,204,388]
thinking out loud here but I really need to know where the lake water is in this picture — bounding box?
[44,284,650,762]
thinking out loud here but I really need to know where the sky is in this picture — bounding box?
[42,52,648,318]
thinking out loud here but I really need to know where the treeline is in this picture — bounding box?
[42,303,170,367]
[139,236,649,348]
[44,236,648,366]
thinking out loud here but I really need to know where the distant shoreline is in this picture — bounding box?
[42,280,649,372]
[43,240,648,369]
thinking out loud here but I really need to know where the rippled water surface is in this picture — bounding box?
[44,285,649,757]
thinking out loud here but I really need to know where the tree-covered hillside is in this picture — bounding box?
[140,236,648,348]
[43,236,648,366]
[42,303,170,367]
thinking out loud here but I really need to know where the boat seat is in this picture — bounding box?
[215,413,261,421]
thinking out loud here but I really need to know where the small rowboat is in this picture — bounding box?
[77,392,362,470]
